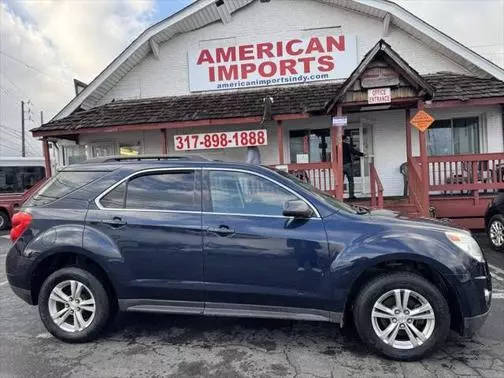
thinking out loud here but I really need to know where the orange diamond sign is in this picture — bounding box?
[410,110,435,132]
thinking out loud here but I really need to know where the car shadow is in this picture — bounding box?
[101,311,483,361]
[102,311,368,355]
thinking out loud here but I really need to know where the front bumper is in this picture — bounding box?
[463,307,491,337]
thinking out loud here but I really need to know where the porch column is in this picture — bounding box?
[161,129,168,154]
[405,109,412,204]
[331,106,344,199]
[417,102,430,216]
[277,120,284,164]
[42,137,52,178]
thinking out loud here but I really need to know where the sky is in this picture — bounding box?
[0,0,503,157]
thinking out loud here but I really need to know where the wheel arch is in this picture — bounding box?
[30,250,118,308]
[342,258,464,335]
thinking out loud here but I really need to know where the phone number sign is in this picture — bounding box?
[174,129,268,151]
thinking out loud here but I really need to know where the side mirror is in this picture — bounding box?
[283,199,313,218]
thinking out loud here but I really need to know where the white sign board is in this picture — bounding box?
[296,154,309,164]
[367,87,391,104]
[188,34,357,92]
[332,116,347,127]
[174,129,267,151]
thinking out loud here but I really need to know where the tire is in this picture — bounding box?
[487,214,504,252]
[0,210,9,231]
[353,272,450,361]
[38,267,111,343]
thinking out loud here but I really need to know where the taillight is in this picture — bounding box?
[10,212,32,242]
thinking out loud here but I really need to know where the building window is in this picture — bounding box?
[119,144,142,156]
[427,117,480,156]
[91,143,117,158]
[289,129,331,164]
[63,145,87,165]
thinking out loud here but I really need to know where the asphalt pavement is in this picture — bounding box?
[1,231,503,377]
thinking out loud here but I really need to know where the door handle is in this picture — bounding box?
[207,225,235,236]
[101,217,127,227]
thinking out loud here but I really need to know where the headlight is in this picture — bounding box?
[445,231,484,262]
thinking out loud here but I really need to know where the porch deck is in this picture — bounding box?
[283,152,504,230]
[346,193,496,230]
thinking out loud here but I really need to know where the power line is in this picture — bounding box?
[0,85,23,101]
[0,72,27,98]
[0,50,68,84]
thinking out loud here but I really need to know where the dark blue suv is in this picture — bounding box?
[6,157,492,360]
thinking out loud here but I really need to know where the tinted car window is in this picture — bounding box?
[269,168,357,214]
[124,171,200,211]
[0,166,45,194]
[100,182,126,208]
[27,171,106,206]
[208,171,298,216]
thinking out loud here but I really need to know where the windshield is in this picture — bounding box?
[268,168,358,214]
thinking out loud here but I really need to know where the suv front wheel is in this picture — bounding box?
[38,267,110,342]
[353,272,450,361]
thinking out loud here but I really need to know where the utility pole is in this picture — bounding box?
[40,110,44,125]
[21,100,25,157]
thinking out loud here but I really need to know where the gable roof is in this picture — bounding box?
[33,73,504,136]
[326,39,434,112]
[53,0,504,121]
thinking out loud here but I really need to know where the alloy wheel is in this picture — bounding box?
[48,280,96,333]
[371,289,435,350]
[490,220,504,247]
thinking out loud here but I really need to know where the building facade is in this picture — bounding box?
[32,0,504,228]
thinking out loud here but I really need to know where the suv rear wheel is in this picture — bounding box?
[38,267,110,342]
[353,272,450,361]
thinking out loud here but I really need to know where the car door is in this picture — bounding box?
[85,168,204,308]
[202,168,332,314]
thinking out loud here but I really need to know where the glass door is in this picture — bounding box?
[343,121,374,196]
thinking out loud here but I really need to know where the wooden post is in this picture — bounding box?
[405,109,412,204]
[417,101,430,216]
[370,162,376,207]
[277,120,284,164]
[42,137,52,178]
[472,161,480,205]
[330,106,344,199]
[336,107,344,199]
[161,129,168,154]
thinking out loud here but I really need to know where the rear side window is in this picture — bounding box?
[100,170,200,211]
[27,171,106,206]
[100,182,126,208]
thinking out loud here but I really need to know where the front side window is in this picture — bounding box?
[428,117,480,156]
[207,171,299,216]
[101,170,200,211]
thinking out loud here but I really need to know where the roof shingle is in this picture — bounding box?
[33,73,504,133]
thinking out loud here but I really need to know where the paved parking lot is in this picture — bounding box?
[1,231,504,377]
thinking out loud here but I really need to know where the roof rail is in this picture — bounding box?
[82,155,209,163]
